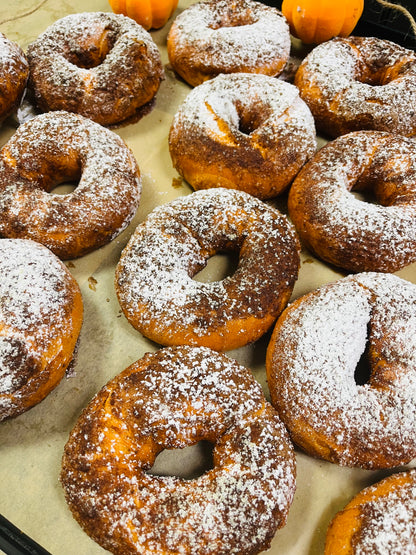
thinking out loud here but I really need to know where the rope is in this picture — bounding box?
[0,0,48,26]
[373,0,416,36]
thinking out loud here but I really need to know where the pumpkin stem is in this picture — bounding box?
[373,0,416,36]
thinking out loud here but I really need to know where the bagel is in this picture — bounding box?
[26,12,164,126]
[0,111,141,259]
[266,272,416,469]
[169,73,316,199]
[0,238,83,421]
[115,188,300,351]
[167,0,290,87]
[288,130,416,273]
[295,36,416,138]
[61,345,296,555]
[0,32,28,123]
[325,469,416,554]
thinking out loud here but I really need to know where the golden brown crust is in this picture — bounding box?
[167,0,290,87]
[0,239,83,421]
[0,32,28,123]
[0,111,141,259]
[266,272,416,469]
[325,470,416,554]
[26,12,164,126]
[61,345,296,554]
[115,188,300,351]
[169,73,316,200]
[288,130,416,273]
[295,36,416,138]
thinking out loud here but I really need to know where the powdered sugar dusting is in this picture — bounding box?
[288,130,416,272]
[0,238,80,417]
[61,345,296,554]
[116,188,300,349]
[295,36,416,137]
[267,272,416,469]
[171,72,315,141]
[0,32,28,120]
[0,32,27,78]
[167,0,290,85]
[169,73,316,198]
[26,12,163,126]
[0,110,141,259]
[353,471,416,554]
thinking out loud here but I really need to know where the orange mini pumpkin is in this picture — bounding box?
[108,0,179,30]
[282,0,364,44]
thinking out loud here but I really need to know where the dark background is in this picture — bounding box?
[264,0,416,50]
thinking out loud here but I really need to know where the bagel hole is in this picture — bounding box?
[148,441,214,480]
[193,251,239,283]
[355,66,392,86]
[235,102,265,135]
[49,181,78,195]
[45,165,82,195]
[354,340,372,386]
[351,188,378,205]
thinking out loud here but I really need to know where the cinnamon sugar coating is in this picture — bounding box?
[115,188,300,351]
[169,73,316,200]
[0,32,28,123]
[0,111,141,260]
[266,272,416,469]
[288,130,416,273]
[167,0,290,87]
[61,345,296,555]
[0,238,83,421]
[325,469,416,554]
[27,12,164,126]
[295,36,416,138]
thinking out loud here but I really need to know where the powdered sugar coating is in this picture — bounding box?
[167,0,290,86]
[0,238,83,421]
[353,472,416,554]
[27,12,164,126]
[267,272,416,469]
[169,73,316,199]
[325,470,416,554]
[288,130,416,273]
[115,188,300,351]
[0,32,28,122]
[295,36,416,138]
[61,345,296,555]
[0,111,141,259]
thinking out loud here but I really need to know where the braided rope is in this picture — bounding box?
[373,0,416,35]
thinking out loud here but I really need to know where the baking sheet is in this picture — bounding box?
[0,1,415,554]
